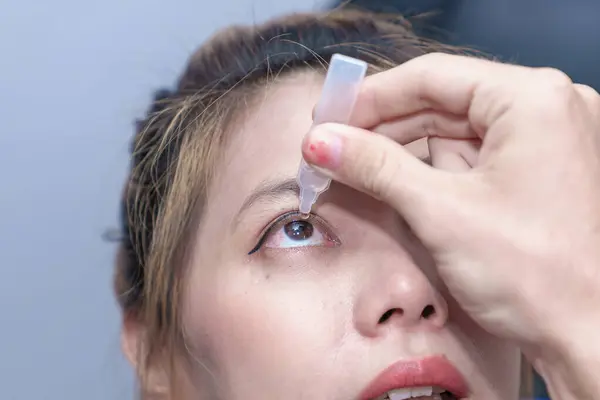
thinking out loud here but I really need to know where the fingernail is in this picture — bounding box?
[302,125,342,169]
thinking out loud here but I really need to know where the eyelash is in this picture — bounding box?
[247,211,333,255]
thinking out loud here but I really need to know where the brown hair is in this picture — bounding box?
[114,7,464,396]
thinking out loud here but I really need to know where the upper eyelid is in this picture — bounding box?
[256,211,300,240]
[248,211,301,255]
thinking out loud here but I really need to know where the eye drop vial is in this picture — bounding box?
[297,54,368,215]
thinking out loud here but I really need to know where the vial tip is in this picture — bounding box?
[298,191,313,215]
[299,212,310,220]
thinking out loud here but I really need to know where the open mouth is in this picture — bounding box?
[360,356,469,400]
[373,386,459,400]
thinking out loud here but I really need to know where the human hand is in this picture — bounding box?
[301,53,600,371]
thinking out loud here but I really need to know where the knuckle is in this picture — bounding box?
[520,67,574,115]
[419,52,450,63]
[411,52,452,74]
[423,113,442,136]
[575,84,600,111]
[358,145,398,200]
[534,67,573,89]
[574,83,597,96]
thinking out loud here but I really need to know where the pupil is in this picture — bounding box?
[284,221,314,241]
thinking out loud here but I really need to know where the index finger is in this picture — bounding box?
[350,53,522,129]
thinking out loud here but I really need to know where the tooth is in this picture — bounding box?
[411,386,433,397]
[388,388,412,400]
[432,395,442,400]
[432,386,445,394]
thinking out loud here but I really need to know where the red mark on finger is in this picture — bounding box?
[310,140,330,165]
[303,135,342,169]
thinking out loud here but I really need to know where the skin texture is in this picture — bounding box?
[176,71,520,399]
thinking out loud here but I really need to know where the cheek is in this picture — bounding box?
[182,267,350,380]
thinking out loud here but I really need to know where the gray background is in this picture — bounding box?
[0,1,321,399]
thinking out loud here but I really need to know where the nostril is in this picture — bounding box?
[378,308,403,324]
[421,304,436,319]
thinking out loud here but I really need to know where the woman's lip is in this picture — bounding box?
[358,355,470,400]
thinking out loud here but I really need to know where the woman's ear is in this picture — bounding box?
[121,313,141,367]
[121,314,170,397]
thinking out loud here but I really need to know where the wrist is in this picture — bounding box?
[529,250,600,398]
[524,314,600,400]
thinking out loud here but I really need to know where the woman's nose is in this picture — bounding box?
[353,258,448,337]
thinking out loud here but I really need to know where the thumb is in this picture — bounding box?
[302,123,468,241]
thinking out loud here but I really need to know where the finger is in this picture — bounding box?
[574,84,600,117]
[349,53,527,132]
[403,138,429,162]
[301,123,471,237]
[428,137,481,172]
[574,83,599,102]
[372,110,478,145]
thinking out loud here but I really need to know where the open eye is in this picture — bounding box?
[264,219,326,248]
[248,212,340,254]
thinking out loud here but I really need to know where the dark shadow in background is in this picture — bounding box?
[324,0,600,397]
[326,0,600,92]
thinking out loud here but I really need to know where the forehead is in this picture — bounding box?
[207,71,324,218]
[231,71,322,177]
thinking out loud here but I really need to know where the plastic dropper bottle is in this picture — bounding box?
[297,54,368,215]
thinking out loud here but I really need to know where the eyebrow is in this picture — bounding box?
[233,156,431,224]
[234,177,300,223]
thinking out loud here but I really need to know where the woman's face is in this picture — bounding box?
[181,71,521,400]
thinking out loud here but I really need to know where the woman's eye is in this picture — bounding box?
[263,219,336,249]
[248,212,340,255]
